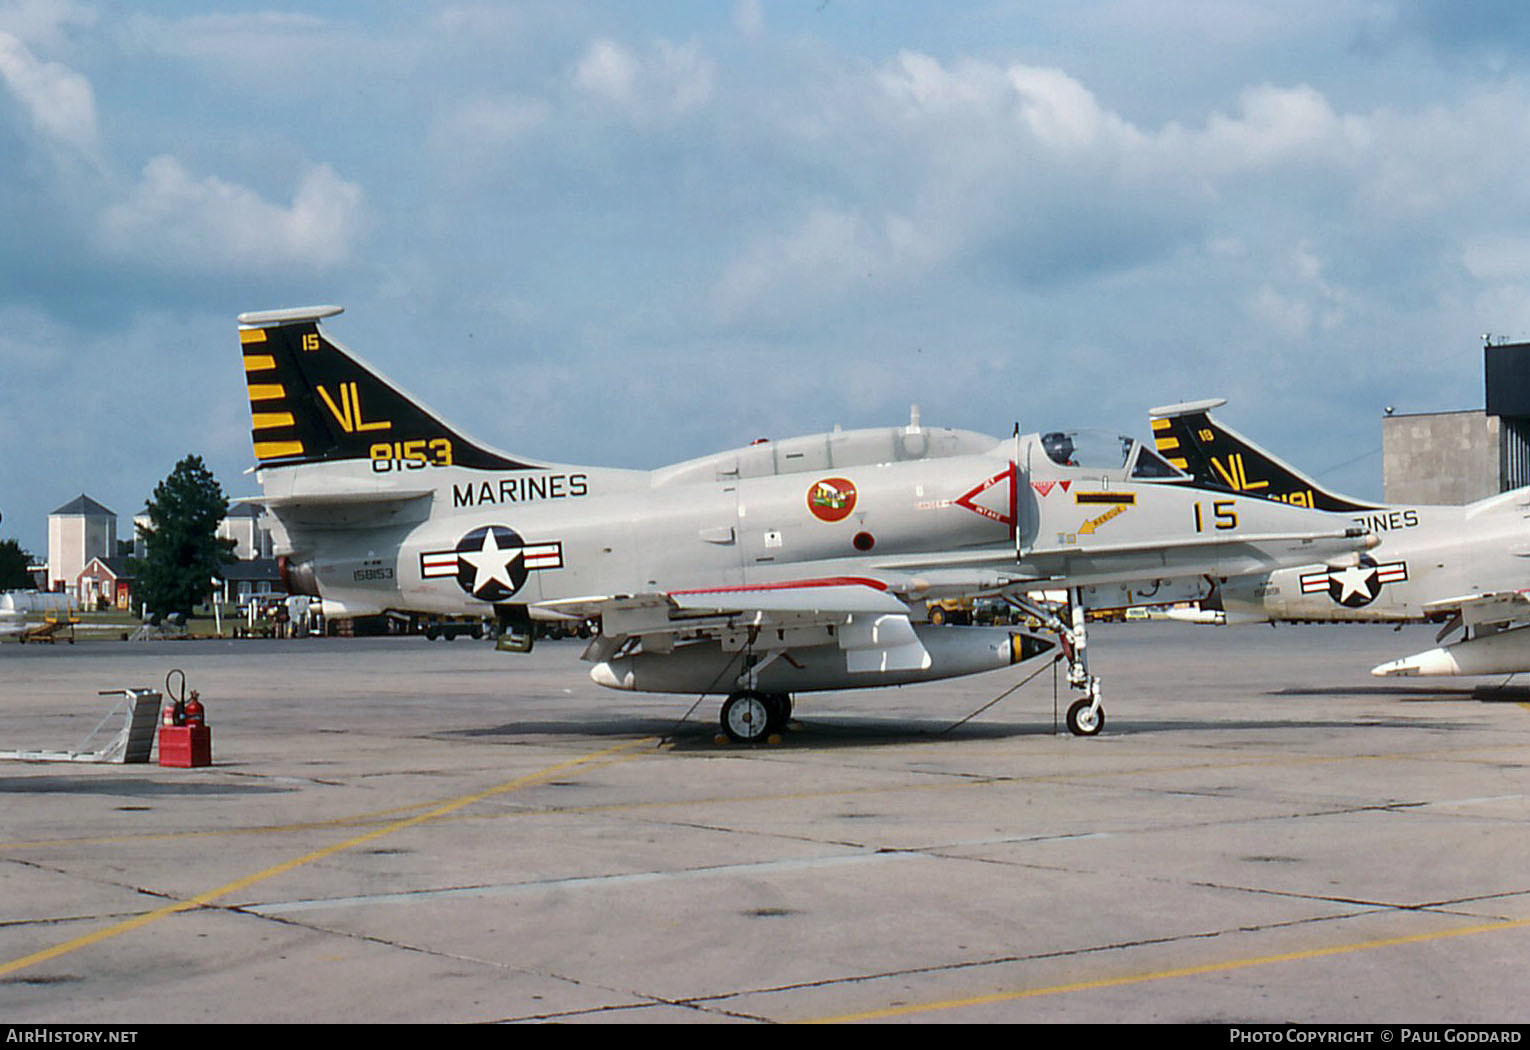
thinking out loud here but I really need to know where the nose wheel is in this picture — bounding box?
[1005,587,1108,736]
[1066,696,1104,736]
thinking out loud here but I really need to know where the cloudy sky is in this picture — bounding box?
[3,0,1529,556]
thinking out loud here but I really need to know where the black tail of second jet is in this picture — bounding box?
[1149,398,1376,513]
[238,306,539,473]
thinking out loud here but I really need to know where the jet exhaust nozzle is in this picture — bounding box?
[278,555,321,597]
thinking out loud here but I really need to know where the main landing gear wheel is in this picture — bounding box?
[762,693,793,733]
[1066,698,1105,736]
[721,691,772,744]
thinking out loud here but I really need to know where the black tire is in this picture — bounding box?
[763,693,793,733]
[721,692,772,744]
[1066,698,1105,736]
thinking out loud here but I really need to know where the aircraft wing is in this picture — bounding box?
[669,578,910,616]
[1424,589,1530,641]
[870,526,1370,590]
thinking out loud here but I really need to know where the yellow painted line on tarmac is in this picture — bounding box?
[0,740,651,981]
[3,737,1516,853]
[5,740,1509,852]
[805,914,1530,1023]
[0,796,475,851]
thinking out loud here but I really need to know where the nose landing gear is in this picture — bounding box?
[1006,587,1106,736]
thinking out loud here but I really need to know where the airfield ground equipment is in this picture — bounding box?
[157,669,212,768]
[0,687,161,763]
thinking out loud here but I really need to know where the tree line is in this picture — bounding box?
[1,455,236,621]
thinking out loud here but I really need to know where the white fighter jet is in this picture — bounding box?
[1148,399,1530,679]
[235,308,1373,741]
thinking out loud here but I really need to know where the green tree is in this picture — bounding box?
[130,455,236,620]
[0,539,32,590]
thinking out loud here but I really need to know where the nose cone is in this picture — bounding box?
[589,659,635,690]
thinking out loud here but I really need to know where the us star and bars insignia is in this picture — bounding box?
[1300,556,1407,609]
[421,524,563,602]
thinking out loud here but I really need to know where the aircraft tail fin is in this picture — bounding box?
[237,306,538,472]
[1148,398,1375,513]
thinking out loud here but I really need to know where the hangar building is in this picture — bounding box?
[1382,339,1530,504]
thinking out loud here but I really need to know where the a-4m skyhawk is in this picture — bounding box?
[237,307,1374,742]
[1149,398,1530,679]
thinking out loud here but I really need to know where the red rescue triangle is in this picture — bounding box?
[955,462,1018,537]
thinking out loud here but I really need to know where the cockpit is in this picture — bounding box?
[1038,430,1186,481]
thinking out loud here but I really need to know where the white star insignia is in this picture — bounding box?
[1330,563,1377,603]
[458,529,524,596]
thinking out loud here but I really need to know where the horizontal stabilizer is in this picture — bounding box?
[235,491,433,529]
[236,490,433,509]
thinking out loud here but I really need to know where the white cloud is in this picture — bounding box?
[1008,64,1137,152]
[711,206,942,321]
[432,94,550,157]
[876,52,1146,159]
[118,11,415,104]
[1194,83,1365,171]
[0,303,69,371]
[713,54,1175,317]
[1463,236,1530,282]
[432,5,521,39]
[0,29,99,159]
[572,37,713,122]
[97,157,365,274]
[712,45,1530,331]
[734,0,764,38]
[0,0,96,49]
[575,38,638,102]
[123,11,336,79]
[879,51,1008,115]
[1244,245,1355,340]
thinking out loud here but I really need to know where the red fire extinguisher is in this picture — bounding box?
[182,690,204,728]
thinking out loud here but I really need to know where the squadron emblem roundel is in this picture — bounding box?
[807,477,857,523]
